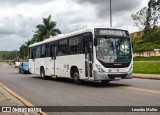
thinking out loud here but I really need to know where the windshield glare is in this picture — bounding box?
[96,37,132,63]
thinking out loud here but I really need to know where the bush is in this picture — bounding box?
[132,29,160,52]
[134,56,160,61]
[133,40,160,52]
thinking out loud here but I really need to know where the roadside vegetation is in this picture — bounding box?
[19,15,61,60]
[0,51,18,61]
[133,36,160,52]
[133,55,160,74]
[131,0,160,52]
[132,0,160,74]
[133,62,160,74]
[133,56,160,61]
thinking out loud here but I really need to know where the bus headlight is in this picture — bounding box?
[96,64,105,73]
[129,65,133,73]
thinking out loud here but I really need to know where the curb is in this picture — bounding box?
[0,83,47,115]
[133,75,160,80]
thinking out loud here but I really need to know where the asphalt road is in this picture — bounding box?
[0,64,160,115]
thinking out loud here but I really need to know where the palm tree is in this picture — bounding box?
[36,15,61,41]
[31,34,41,43]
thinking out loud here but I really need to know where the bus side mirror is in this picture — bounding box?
[94,39,97,46]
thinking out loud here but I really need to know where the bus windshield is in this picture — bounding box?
[96,37,132,63]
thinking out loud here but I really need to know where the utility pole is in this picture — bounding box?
[110,0,112,28]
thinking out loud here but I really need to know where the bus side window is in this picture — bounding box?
[76,36,83,54]
[52,46,56,58]
[31,48,35,59]
[41,45,46,58]
[83,33,93,54]
[69,37,75,54]
[36,46,41,58]
[57,40,68,56]
[50,46,53,57]
[45,44,49,57]
[69,35,82,55]
[31,50,33,59]
[50,45,56,59]
[29,48,31,59]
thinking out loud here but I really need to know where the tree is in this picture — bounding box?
[32,34,41,42]
[152,0,160,37]
[131,0,160,40]
[36,15,61,41]
[19,15,62,60]
[19,44,28,60]
[0,51,17,60]
[131,7,148,30]
[143,0,159,40]
[153,0,160,27]
[131,0,160,52]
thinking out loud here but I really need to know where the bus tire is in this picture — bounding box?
[101,80,110,85]
[40,67,46,79]
[73,70,82,85]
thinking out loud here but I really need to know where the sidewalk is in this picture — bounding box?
[0,84,25,115]
[0,83,39,115]
[133,73,160,80]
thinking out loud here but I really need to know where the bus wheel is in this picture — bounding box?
[40,67,46,79]
[73,71,82,85]
[101,80,110,85]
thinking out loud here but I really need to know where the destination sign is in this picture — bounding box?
[96,29,128,37]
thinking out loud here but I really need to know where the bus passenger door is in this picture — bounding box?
[84,34,93,78]
[50,45,56,76]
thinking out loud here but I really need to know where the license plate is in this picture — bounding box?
[114,77,121,80]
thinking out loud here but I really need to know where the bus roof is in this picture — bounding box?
[29,27,127,47]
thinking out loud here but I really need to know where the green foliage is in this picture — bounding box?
[133,62,160,74]
[36,15,61,40]
[131,7,148,29]
[19,44,28,60]
[0,51,18,61]
[132,27,160,52]
[19,15,61,60]
[134,56,160,61]
[132,36,143,43]
[133,39,160,52]
[132,0,160,41]
[143,0,158,40]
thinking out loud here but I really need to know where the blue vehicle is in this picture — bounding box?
[19,62,30,74]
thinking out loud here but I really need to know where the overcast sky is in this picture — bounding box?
[0,0,149,51]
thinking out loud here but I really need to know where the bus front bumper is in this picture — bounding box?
[93,70,133,81]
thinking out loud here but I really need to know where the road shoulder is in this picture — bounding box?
[0,83,44,115]
[133,73,160,80]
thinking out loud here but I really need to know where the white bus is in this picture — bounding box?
[29,27,133,84]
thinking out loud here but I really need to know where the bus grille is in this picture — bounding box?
[108,74,127,79]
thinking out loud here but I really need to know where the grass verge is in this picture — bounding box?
[133,62,160,74]
[133,56,160,61]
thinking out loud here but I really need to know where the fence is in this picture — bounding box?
[133,50,160,57]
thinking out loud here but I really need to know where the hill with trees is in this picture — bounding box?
[131,0,160,52]
[0,51,18,61]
